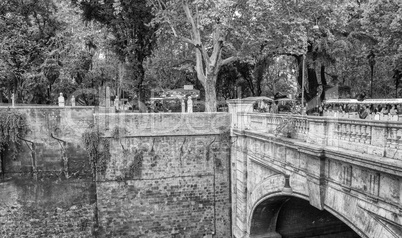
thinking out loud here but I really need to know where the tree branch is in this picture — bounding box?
[195,44,211,69]
[166,20,195,45]
[195,50,206,86]
[182,2,198,41]
[221,56,238,66]
[210,26,223,70]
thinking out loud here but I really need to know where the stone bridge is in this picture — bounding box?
[228,99,402,238]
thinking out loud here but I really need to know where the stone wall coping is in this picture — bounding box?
[94,112,229,116]
[0,106,95,109]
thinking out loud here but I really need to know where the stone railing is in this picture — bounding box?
[240,112,309,140]
[227,99,402,160]
[326,118,402,158]
[324,110,402,121]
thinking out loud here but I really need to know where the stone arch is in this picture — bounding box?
[248,193,364,238]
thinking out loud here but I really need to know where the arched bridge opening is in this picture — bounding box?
[250,196,361,238]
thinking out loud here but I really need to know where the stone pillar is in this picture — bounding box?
[307,117,326,146]
[227,98,256,131]
[187,96,193,113]
[71,95,75,107]
[58,93,65,107]
[233,135,248,238]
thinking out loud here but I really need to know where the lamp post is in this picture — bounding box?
[368,50,376,98]
[301,54,306,112]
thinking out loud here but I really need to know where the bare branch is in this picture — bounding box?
[182,3,196,33]
[195,44,211,68]
[210,27,224,69]
[182,2,200,42]
[221,56,238,66]
[166,17,195,45]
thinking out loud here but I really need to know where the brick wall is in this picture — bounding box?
[95,113,231,237]
[0,107,96,237]
[0,108,231,238]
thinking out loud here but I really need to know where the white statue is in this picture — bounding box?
[71,95,76,107]
[58,93,65,107]
[181,98,186,113]
[187,96,193,113]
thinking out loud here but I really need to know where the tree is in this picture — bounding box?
[151,0,245,111]
[75,0,157,105]
[0,0,62,103]
[360,0,402,97]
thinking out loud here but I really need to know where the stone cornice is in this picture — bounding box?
[233,128,402,177]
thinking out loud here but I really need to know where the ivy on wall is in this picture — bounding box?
[82,124,111,177]
[0,110,29,173]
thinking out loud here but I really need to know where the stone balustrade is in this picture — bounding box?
[324,110,401,121]
[227,99,402,160]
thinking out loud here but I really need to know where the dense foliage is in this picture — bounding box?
[1,0,401,109]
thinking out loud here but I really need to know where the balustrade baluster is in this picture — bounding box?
[306,120,310,134]
[361,125,367,143]
[299,120,304,134]
[365,125,372,144]
[356,125,364,142]
[351,124,356,142]
[346,123,350,140]
[345,124,351,141]
[386,128,392,148]
[336,123,341,139]
[340,124,345,140]
[298,120,302,134]
[391,128,398,148]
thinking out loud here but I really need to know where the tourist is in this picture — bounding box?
[390,105,397,115]
[359,105,370,119]
[381,104,389,114]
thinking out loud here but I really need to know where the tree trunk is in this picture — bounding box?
[320,65,327,101]
[307,67,318,101]
[204,74,217,112]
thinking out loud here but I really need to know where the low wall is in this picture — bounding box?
[0,108,232,237]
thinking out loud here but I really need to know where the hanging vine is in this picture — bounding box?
[82,124,110,176]
[0,110,29,165]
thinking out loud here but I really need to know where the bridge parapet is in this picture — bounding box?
[243,113,402,160]
[227,99,402,160]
